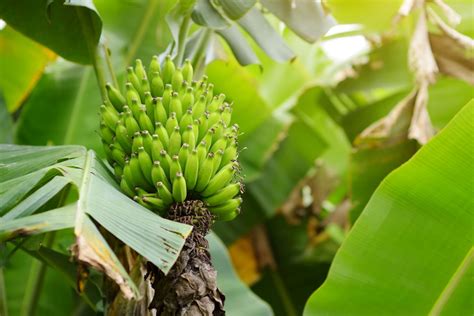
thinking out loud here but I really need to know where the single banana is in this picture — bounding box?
[115,122,132,154]
[165,112,178,136]
[120,176,135,198]
[131,132,144,153]
[148,55,161,78]
[203,182,240,206]
[162,55,175,85]
[111,144,126,167]
[124,110,140,137]
[170,92,183,120]
[184,148,199,190]
[137,147,153,184]
[106,83,126,112]
[192,95,206,119]
[181,87,194,110]
[156,181,173,205]
[138,106,154,133]
[180,109,193,130]
[129,153,153,191]
[100,104,119,131]
[212,149,224,175]
[158,149,172,178]
[169,126,182,156]
[170,155,182,182]
[178,143,189,167]
[182,59,193,82]
[151,135,164,161]
[150,71,164,98]
[151,161,171,190]
[134,59,147,82]
[144,92,154,119]
[153,97,167,125]
[141,130,153,155]
[221,143,238,168]
[216,208,240,221]
[154,122,170,149]
[171,67,184,91]
[100,123,114,145]
[195,152,215,192]
[127,67,142,99]
[201,163,235,197]
[209,197,242,218]
[182,125,196,149]
[125,83,141,109]
[172,172,187,202]
[162,84,173,113]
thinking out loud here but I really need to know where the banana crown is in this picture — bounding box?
[100,56,242,221]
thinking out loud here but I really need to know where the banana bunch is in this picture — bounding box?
[99,56,242,221]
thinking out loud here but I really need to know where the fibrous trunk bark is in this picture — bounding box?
[146,200,225,315]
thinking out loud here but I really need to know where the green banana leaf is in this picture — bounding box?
[0,0,102,64]
[304,100,474,315]
[208,232,274,316]
[0,144,192,299]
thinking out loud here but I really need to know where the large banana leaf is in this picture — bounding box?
[0,145,192,299]
[304,100,474,315]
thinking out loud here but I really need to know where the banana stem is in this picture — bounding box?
[20,233,56,316]
[191,29,213,78]
[76,8,108,100]
[175,15,192,67]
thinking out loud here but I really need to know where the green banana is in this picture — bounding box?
[203,182,240,206]
[165,112,178,136]
[181,87,194,110]
[158,149,172,178]
[124,110,140,136]
[141,196,167,214]
[114,122,132,154]
[201,163,235,197]
[182,125,196,149]
[129,153,153,191]
[162,84,173,113]
[172,172,187,202]
[195,153,215,192]
[154,122,170,149]
[111,144,126,167]
[144,92,154,118]
[162,55,175,84]
[150,72,164,97]
[156,181,173,205]
[135,59,147,81]
[137,147,153,184]
[100,123,114,145]
[125,83,141,109]
[182,59,193,82]
[100,104,119,131]
[141,130,153,155]
[127,67,142,98]
[153,97,167,124]
[171,68,183,91]
[131,132,144,153]
[106,84,126,112]
[183,148,198,191]
[99,57,243,220]
[178,143,189,167]
[212,149,224,175]
[169,126,182,156]
[138,106,154,132]
[170,155,182,182]
[215,208,240,221]
[148,55,160,78]
[151,161,170,190]
[151,135,164,161]
[170,92,183,120]
[120,176,135,197]
[209,197,242,218]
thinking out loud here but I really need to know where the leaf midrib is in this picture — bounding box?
[429,246,473,315]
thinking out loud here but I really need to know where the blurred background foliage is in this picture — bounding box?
[0,0,472,315]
